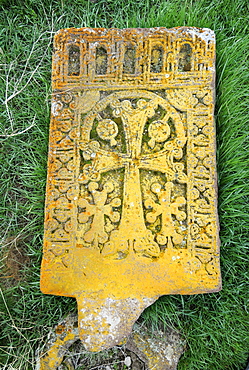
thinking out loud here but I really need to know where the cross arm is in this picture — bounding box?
[139,148,187,183]
[79,141,127,183]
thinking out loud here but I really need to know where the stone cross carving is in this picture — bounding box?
[79,92,187,259]
[41,27,221,352]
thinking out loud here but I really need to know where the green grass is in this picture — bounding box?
[0,0,248,369]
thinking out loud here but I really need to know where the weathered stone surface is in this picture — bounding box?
[126,325,186,370]
[41,27,221,352]
[37,314,185,369]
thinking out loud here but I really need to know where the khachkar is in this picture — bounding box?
[41,27,221,351]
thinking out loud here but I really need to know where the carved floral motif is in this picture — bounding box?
[78,181,121,246]
[145,181,186,248]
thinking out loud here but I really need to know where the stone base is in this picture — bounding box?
[37,314,185,370]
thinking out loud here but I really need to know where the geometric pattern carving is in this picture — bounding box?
[41,27,221,352]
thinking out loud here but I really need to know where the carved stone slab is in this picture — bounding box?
[41,27,221,352]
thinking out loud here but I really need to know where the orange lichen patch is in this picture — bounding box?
[41,27,221,352]
[38,315,78,370]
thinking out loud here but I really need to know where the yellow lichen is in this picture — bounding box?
[41,27,221,352]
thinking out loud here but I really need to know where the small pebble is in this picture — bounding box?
[124,356,132,367]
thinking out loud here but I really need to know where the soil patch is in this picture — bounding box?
[0,236,30,288]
